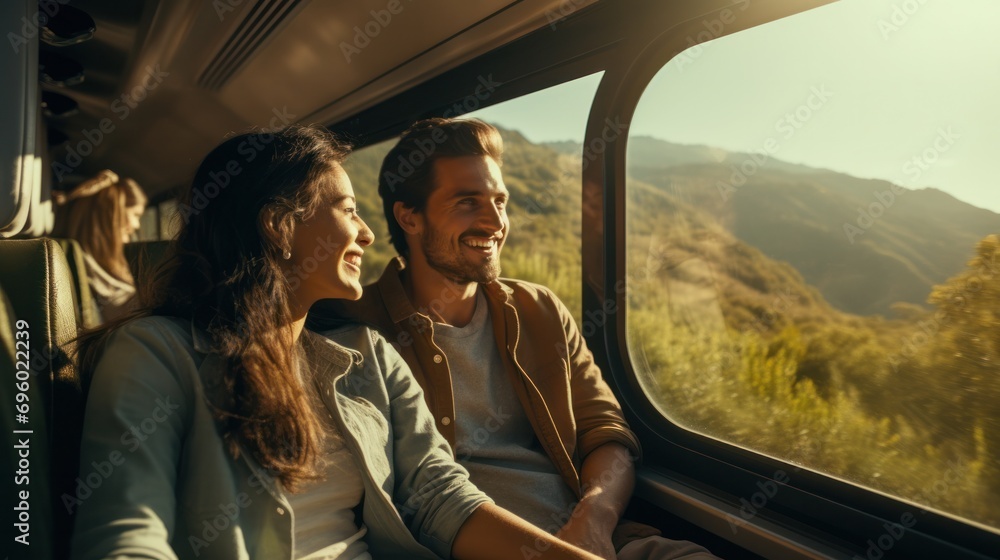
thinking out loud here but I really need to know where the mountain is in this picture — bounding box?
[548,136,829,176]
[549,136,1000,316]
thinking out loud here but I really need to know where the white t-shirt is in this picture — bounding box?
[285,433,372,560]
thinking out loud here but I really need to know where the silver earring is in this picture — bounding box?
[282,249,292,260]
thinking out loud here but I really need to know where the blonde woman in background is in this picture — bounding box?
[53,169,147,321]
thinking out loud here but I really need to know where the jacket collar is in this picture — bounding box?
[377,257,422,326]
[300,328,364,382]
[375,256,515,326]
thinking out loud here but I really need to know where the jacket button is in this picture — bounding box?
[276,507,285,515]
[441,416,451,426]
[433,354,443,363]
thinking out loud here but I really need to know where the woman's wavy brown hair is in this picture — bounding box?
[53,171,147,283]
[76,125,350,490]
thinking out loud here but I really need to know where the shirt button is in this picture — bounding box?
[441,416,452,426]
[276,507,285,515]
[433,354,443,363]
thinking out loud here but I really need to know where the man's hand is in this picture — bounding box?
[555,442,637,559]
[556,499,618,560]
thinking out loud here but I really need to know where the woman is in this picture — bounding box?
[71,125,601,560]
[53,169,147,321]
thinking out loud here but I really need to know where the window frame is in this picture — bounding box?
[580,2,1000,558]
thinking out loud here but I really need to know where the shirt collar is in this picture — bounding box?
[191,321,213,354]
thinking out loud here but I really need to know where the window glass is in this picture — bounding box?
[625,0,1000,528]
[344,73,603,324]
[135,205,158,241]
[158,199,180,240]
[341,140,396,285]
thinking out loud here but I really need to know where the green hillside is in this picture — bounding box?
[617,145,998,526]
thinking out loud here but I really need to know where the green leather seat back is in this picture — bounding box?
[53,238,102,329]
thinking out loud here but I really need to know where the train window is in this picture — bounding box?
[624,0,1000,530]
[341,138,397,285]
[135,205,158,242]
[158,199,180,240]
[469,73,604,323]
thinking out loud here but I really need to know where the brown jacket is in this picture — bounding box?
[309,257,642,498]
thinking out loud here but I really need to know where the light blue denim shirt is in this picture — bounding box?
[71,316,492,559]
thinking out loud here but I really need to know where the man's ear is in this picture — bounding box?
[393,201,423,235]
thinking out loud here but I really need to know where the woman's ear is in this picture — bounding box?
[393,201,422,235]
[259,204,295,255]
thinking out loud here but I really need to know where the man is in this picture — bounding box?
[311,118,719,560]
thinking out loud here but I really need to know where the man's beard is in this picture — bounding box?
[421,225,501,284]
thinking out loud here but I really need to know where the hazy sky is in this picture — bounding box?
[471,0,1000,213]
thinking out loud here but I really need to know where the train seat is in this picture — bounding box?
[52,237,101,329]
[0,238,84,560]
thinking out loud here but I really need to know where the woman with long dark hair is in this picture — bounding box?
[70,125,600,560]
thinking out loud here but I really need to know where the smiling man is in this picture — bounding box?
[310,118,720,560]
